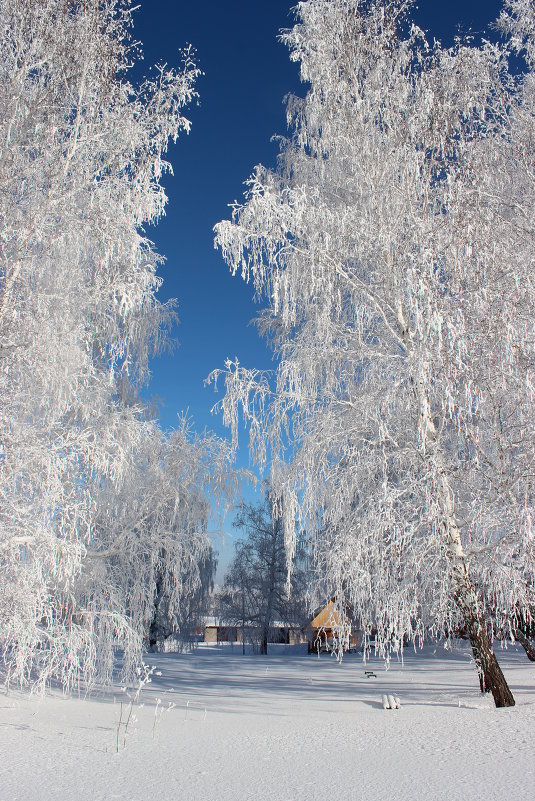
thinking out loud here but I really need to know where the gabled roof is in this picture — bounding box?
[204,616,302,629]
[203,616,241,628]
[302,597,353,631]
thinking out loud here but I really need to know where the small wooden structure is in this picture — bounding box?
[270,622,308,645]
[302,598,360,653]
[203,617,239,644]
[203,617,306,647]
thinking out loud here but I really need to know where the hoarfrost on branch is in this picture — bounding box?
[0,0,234,690]
[212,0,535,707]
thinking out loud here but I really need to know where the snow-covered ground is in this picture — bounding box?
[1,642,533,801]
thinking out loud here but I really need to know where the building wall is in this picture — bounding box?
[204,625,239,643]
[204,626,218,643]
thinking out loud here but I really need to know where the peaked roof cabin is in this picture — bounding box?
[303,597,360,653]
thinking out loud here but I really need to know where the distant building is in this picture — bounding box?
[302,598,360,653]
[270,621,307,646]
[202,617,306,646]
[203,616,239,644]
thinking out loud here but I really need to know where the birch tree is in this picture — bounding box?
[0,0,231,690]
[212,0,535,707]
[86,420,232,670]
[220,494,308,654]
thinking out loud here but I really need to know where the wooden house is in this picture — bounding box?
[302,598,360,653]
[203,616,239,644]
[270,621,308,646]
[203,616,306,647]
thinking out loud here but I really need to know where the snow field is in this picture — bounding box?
[0,643,533,801]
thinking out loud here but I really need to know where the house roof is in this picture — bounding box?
[203,616,302,629]
[303,597,352,631]
[203,616,239,628]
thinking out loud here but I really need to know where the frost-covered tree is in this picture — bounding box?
[212,0,535,706]
[88,420,231,664]
[220,494,308,654]
[0,0,231,690]
[147,543,217,651]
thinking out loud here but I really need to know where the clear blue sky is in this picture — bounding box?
[136,1,302,439]
[133,0,503,573]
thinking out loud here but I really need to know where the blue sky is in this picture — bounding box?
[136,1,302,439]
[133,0,503,572]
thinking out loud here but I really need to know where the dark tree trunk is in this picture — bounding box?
[469,630,492,694]
[452,563,515,708]
[241,588,246,656]
[148,610,159,651]
[260,627,268,655]
[514,629,535,662]
[467,618,515,707]
[439,472,515,707]
[148,574,164,651]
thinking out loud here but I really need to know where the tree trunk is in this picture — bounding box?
[467,620,515,706]
[514,629,535,662]
[470,635,490,694]
[260,627,268,655]
[241,588,246,656]
[455,590,515,707]
[434,466,516,708]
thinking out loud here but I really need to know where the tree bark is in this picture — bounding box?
[241,587,246,656]
[467,620,515,705]
[514,629,535,662]
[436,469,515,707]
[454,585,515,707]
[469,635,490,694]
